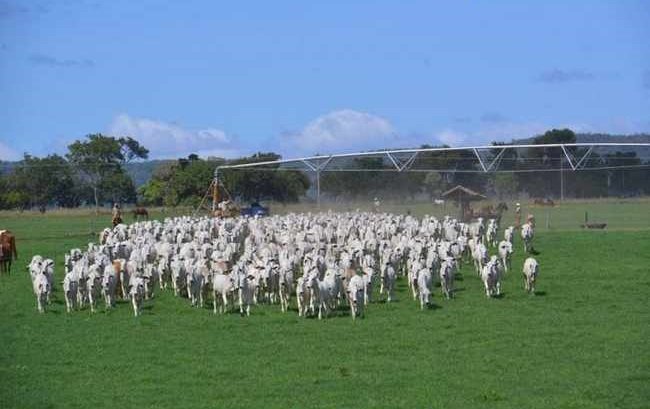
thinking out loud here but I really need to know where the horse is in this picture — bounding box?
[132,207,149,221]
[472,202,509,224]
[0,230,18,274]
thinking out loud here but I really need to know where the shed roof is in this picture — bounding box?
[441,185,486,201]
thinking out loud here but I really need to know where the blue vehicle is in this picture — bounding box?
[240,202,270,217]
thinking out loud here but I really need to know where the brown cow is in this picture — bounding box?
[0,230,18,274]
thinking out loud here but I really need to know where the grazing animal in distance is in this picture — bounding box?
[132,207,149,221]
[0,230,18,274]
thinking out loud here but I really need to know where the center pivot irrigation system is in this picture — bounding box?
[206,142,650,211]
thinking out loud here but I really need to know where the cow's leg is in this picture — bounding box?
[523,274,528,291]
[223,293,229,314]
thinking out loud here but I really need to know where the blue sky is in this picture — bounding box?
[1,0,649,160]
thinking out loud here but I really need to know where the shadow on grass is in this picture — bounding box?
[532,290,546,296]
[376,298,401,304]
[420,302,441,311]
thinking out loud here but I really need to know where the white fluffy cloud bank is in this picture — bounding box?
[279,110,399,155]
[108,114,241,159]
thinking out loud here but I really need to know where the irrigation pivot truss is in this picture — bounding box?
[217,143,650,173]
[214,142,650,207]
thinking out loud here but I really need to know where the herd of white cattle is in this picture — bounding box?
[27,212,539,318]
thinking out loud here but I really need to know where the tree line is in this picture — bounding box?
[1,129,648,212]
[0,134,148,211]
[0,135,311,211]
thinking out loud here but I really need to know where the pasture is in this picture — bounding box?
[1,200,649,409]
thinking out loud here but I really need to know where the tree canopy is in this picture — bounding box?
[67,134,149,210]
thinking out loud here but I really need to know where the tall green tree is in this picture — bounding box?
[66,134,148,211]
[1,154,77,211]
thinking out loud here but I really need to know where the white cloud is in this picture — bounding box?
[0,140,20,161]
[280,109,398,155]
[107,114,242,159]
[435,129,467,146]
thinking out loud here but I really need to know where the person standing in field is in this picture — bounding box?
[112,204,123,228]
[515,202,522,228]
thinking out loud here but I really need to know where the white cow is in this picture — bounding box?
[237,272,257,316]
[28,255,44,280]
[523,257,539,293]
[186,268,204,308]
[472,242,488,276]
[278,267,294,313]
[305,268,336,320]
[86,270,102,313]
[212,273,235,314]
[521,222,534,253]
[129,276,146,317]
[32,273,50,313]
[498,240,513,273]
[347,274,365,320]
[416,268,432,310]
[481,256,502,297]
[40,258,55,304]
[170,257,186,297]
[62,271,79,313]
[101,265,117,309]
[380,263,396,303]
[439,258,455,300]
[485,219,498,247]
[362,266,374,305]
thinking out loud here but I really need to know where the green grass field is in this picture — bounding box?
[1,200,649,409]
